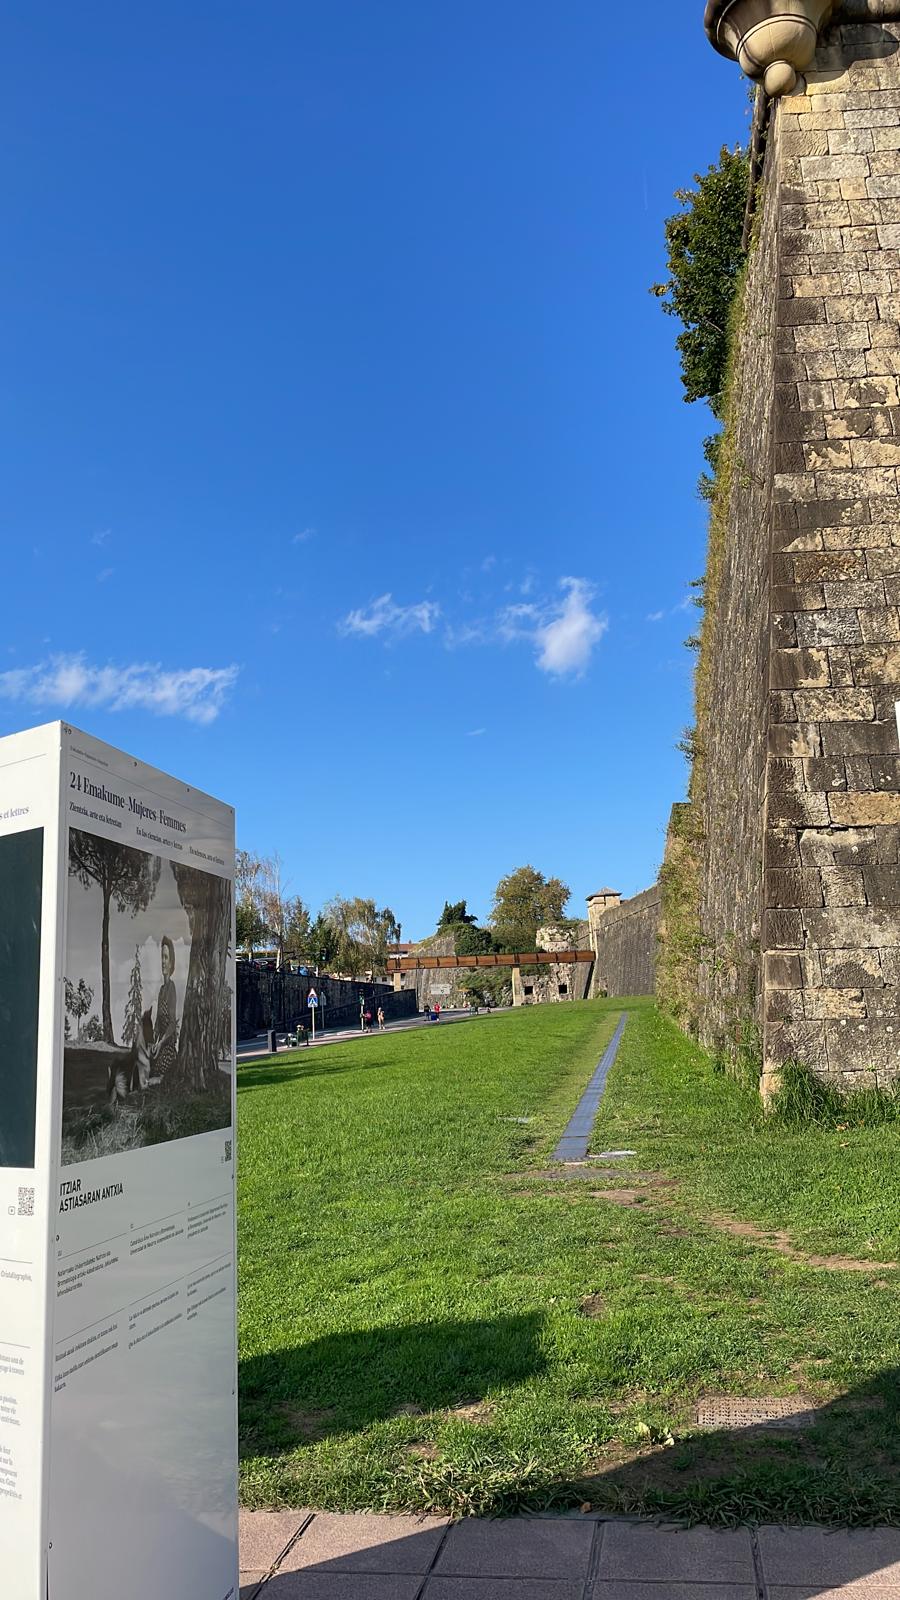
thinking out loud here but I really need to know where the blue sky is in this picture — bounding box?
[2,2,747,937]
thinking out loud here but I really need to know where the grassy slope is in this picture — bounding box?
[238,999,900,1522]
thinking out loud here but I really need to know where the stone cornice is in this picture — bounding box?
[705,0,900,94]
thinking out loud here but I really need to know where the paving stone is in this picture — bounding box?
[278,1512,448,1574]
[240,1510,310,1572]
[591,1588,757,1600]
[597,1522,754,1584]
[768,1590,900,1599]
[435,1517,594,1579]
[261,1575,424,1599]
[425,1581,583,1600]
[758,1524,900,1585]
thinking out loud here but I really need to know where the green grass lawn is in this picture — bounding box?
[238,998,900,1523]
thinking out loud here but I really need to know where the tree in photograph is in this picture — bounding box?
[68,832,160,1043]
[490,865,570,954]
[172,863,231,1093]
[64,975,94,1042]
[122,945,143,1046]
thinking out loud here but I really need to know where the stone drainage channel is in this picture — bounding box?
[551,1011,627,1163]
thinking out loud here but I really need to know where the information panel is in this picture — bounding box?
[0,722,238,1600]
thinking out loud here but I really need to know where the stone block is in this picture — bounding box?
[793,550,865,581]
[771,584,826,614]
[766,868,824,909]
[764,909,805,948]
[826,407,894,439]
[767,722,819,758]
[850,437,900,466]
[765,952,802,989]
[792,688,875,720]
[820,947,884,986]
[804,903,900,945]
[821,865,868,905]
[848,643,900,683]
[832,375,899,407]
[800,155,869,182]
[779,298,827,329]
[832,348,870,377]
[822,580,885,608]
[774,471,818,501]
[767,988,806,1022]
[804,756,846,791]
[825,294,879,324]
[795,497,868,529]
[830,790,900,824]
[799,826,876,866]
[863,865,900,904]
[859,606,900,642]
[878,822,900,865]
[805,986,867,1017]
[865,347,900,376]
[821,718,897,755]
[827,646,854,687]
[770,648,831,689]
[770,691,798,726]
[795,609,861,646]
[815,467,898,499]
[845,755,874,790]
[765,1018,827,1071]
[766,825,801,868]
[829,127,875,154]
[825,1017,900,1073]
[871,755,900,788]
[866,547,900,578]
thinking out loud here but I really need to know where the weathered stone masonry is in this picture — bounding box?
[700,3,900,1092]
[587,887,660,998]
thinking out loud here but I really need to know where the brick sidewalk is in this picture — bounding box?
[240,1510,900,1597]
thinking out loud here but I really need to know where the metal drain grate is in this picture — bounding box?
[695,1397,819,1431]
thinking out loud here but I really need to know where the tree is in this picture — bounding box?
[306,913,337,973]
[235,848,267,960]
[438,900,476,929]
[323,897,399,978]
[490,866,571,954]
[68,832,160,1043]
[454,920,493,957]
[172,862,231,1093]
[64,976,94,1042]
[651,146,749,419]
[284,896,311,957]
[122,945,143,1046]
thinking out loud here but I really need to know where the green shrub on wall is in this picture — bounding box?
[654,145,751,1041]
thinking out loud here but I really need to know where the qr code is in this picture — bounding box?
[17,1187,35,1217]
[224,1141,233,1163]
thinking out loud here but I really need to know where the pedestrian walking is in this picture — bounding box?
[364,1008,373,1034]
[377,1005,385,1030]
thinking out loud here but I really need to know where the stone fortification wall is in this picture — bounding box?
[695,112,780,1062]
[511,922,593,1005]
[590,887,660,997]
[673,11,900,1093]
[236,967,415,1037]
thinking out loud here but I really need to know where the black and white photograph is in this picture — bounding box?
[0,827,43,1169]
[62,827,232,1165]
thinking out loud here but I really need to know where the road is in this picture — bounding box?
[236,1006,509,1062]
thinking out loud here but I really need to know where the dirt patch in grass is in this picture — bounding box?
[589,1189,650,1207]
[706,1213,897,1273]
[276,1405,334,1442]
[579,1294,606,1318]
[447,1400,495,1423]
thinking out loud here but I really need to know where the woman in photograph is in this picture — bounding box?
[151,935,178,1080]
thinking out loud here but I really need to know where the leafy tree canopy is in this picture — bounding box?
[438,899,477,928]
[651,145,748,419]
[490,865,570,954]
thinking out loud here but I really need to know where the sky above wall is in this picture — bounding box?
[1,2,747,937]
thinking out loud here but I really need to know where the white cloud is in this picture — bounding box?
[0,654,239,725]
[533,578,607,677]
[646,609,665,623]
[467,727,486,737]
[340,593,440,639]
[481,554,497,573]
[97,567,114,583]
[292,527,316,544]
[91,528,111,546]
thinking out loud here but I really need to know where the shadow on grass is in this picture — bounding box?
[237,1059,367,1091]
[239,1312,546,1451]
